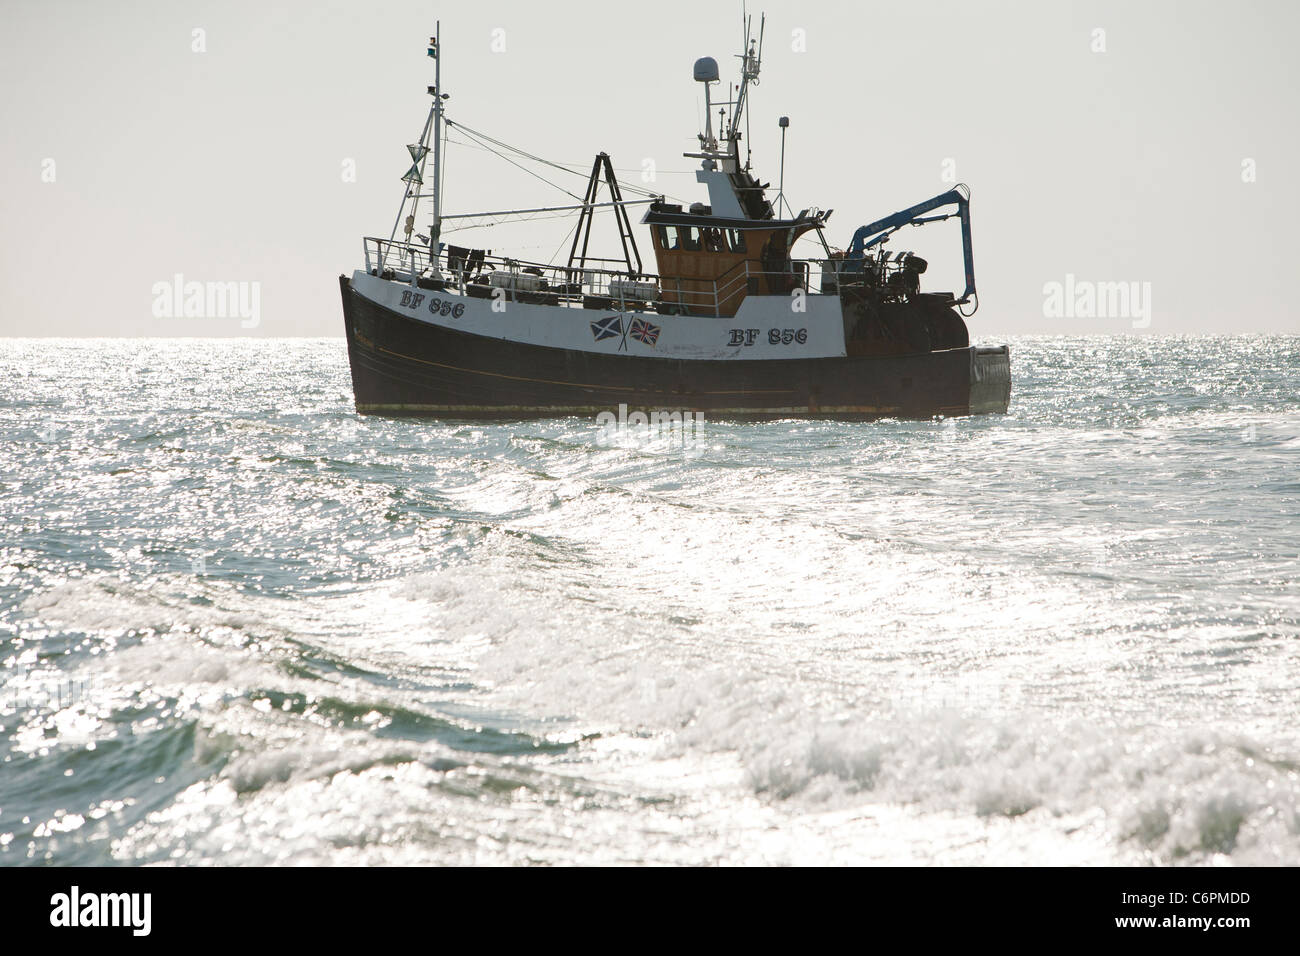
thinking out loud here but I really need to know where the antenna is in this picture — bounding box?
[731,10,763,168]
[775,116,792,218]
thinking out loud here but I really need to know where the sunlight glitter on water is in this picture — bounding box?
[1,337,1298,864]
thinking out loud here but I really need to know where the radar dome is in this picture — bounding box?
[693,56,719,82]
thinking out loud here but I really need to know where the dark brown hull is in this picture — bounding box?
[340,275,1010,420]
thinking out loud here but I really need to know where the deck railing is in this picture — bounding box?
[362,237,842,315]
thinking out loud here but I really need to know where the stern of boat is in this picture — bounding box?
[969,345,1011,414]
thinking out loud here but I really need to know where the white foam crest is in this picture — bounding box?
[21,576,262,638]
[409,560,1300,863]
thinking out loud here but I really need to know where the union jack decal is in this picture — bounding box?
[629,318,661,347]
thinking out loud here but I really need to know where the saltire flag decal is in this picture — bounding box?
[630,318,661,347]
[590,315,623,341]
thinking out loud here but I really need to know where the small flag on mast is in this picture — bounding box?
[401,144,429,184]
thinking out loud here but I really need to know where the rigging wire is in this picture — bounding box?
[547,216,583,267]
[439,209,587,234]
[449,122,585,201]
[444,132,697,177]
[444,117,691,204]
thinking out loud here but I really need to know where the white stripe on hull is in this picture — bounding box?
[350,271,847,360]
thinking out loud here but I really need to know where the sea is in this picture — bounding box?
[1,335,1297,865]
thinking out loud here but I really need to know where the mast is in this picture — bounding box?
[384,26,444,277]
[682,11,767,220]
[429,22,444,260]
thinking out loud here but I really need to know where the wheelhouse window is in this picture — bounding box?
[656,225,697,251]
[656,224,746,253]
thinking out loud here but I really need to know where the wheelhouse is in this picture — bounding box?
[644,203,829,316]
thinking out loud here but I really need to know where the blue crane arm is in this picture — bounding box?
[845,185,976,303]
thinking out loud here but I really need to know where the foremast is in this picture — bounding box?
[387,23,447,276]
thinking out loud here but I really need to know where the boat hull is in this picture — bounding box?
[340,275,1010,420]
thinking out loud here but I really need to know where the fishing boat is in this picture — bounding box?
[339,16,1011,419]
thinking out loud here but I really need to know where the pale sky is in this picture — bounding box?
[2,0,1297,336]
